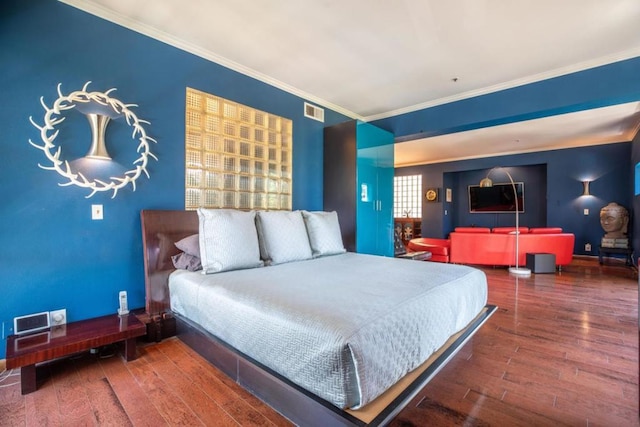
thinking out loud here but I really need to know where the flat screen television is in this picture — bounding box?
[468,182,524,213]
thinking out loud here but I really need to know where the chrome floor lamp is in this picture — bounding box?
[479,167,531,276]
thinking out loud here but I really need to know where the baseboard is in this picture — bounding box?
[573,254,599,261]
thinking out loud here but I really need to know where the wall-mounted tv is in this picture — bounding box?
[468,182,524,213]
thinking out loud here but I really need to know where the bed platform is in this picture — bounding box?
[141,209,496,426]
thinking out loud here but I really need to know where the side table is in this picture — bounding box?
[598,246,634,266]
[6,312,146,394]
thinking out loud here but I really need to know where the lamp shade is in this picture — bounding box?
[479,177,493,188]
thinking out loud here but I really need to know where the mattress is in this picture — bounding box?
[169,252,487,409]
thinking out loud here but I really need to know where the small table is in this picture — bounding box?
[396,251,432,261]
[598,246,634,266]
[6,313,146,394]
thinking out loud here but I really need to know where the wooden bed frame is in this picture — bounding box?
[140,209,497,427]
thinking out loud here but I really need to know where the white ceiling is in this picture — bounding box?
[62,0,640,165]
[395,101,640,166]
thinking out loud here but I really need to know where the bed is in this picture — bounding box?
[141,209,496,426]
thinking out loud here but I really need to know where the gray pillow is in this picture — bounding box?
[302,211,346,257]
[255,210,313,265]
[171,252,202,271]
[197,208,263,274]
[174,233,200,257]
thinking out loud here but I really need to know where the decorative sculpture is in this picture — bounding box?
[599,202,629,248]
[28,82,157,198]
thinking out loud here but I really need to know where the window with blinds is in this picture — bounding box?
[184,88,292,211]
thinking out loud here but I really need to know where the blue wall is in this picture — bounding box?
[2,0,639,359]
[395,143,632,256]
[374,57,640,140]
[377,55,640,264]
[0,0,349,357]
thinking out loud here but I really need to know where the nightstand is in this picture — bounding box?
[6,313,146,394]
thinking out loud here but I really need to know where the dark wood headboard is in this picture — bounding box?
[140,210,199,316]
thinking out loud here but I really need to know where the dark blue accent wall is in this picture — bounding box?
[395,143,632,258]
[450,164,547,229]
[0,0,349,357]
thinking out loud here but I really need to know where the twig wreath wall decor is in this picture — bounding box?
[28,81,157,198]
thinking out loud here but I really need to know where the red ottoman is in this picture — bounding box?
[407,238,451,263]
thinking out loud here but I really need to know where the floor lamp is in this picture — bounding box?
[479,167,531,276]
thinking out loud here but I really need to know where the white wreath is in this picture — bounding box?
[28,81,157,198]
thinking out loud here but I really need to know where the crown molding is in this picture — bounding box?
[365,48,640,122]
[58,0,362,121]
[59,1,639,124]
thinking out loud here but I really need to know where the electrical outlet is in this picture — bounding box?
[92,204,103,220]
[585,243,592,252]
[50,309,67,325]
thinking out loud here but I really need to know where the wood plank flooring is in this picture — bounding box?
[0,257,637,426]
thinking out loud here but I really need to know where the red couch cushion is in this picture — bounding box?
[454,227,491,233]
[492,227,529,234]
[529,227,563,234]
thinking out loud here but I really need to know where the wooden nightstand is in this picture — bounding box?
[6,313,146,394]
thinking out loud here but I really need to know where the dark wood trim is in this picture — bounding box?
[140,209,199,316]
[324,121,358,252]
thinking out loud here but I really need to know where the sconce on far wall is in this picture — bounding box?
[28,81,157,198]
[581,180,592,197]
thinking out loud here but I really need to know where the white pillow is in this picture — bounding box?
[302,211,346,257]
[197,208,263,274]
[255,210,313,265]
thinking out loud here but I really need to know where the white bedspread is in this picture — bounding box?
[169,252,487,409]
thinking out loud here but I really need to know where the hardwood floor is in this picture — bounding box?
[0,257,637,426]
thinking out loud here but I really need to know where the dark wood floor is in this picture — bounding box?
[0,257,638,426]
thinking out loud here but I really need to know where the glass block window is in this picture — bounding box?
[394,175,422,218]
[185,88,293,210]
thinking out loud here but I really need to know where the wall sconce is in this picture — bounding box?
[28,82,157,198]
[582,180,591,197]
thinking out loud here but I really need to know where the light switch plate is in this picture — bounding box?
[583,208,589,215]
[92,204,103,220]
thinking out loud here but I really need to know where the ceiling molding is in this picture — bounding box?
[59,0,363,121]
[394,139,631,168]
[365,47,640,122]
[59,0,640,124]
[394,102,640,167]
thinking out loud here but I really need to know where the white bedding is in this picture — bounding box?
[169,252,487,409]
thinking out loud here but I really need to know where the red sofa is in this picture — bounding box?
[408,227,574,268]
[406,238,451,263]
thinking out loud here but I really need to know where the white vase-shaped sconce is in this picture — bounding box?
[85,113,112,160]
